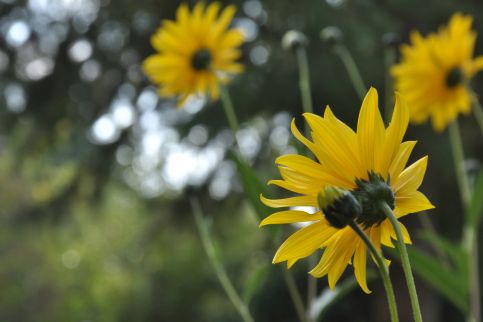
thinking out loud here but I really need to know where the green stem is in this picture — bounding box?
[295,46,316,319]
[333,44,366,100]
[349,221,399,322]
[449,120,481,322]
[295,46,314,115]
[384,47,396,123]
[470,91,483,134]
[282,267,309,322]
[381,203,423,322]
[219,84,240,136]
[190,197,255,322]
[306,256,317,322]
[219,82,308,322]
[449,121,471,207]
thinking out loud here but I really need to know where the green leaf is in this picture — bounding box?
[229,150,272,221]
[242,264,270,303]
[405,247,468,313]
[467,171,483,227]
[418,231,468,275]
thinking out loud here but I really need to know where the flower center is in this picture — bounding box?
[445,67,464,88]
[353,172,395,228]
[191,48,212,71]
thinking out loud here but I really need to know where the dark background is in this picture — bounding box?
[0,0,482,321]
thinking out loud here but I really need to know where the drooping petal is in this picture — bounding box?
[310,228,357,289]
[273,220,337,264]
[353,239,371,294]
[380,219,412,247]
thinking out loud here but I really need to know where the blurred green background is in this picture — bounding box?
[0,0,482,321]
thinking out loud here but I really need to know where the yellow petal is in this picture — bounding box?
[376,92,410,177]
[357,87,385,173]
[290,119,325,162]
[305,112,364,181]
[388,141,417,181]
[260,210,322,227]
[275,154,349,188]
[394,191,435,218]
[393,156,428,194]
[273,220,337,263]
[380,220,395,248]
[310,229,357,289]
[369,226,391,267]
[380,219,412,246]
[260,194,318,208]
[212,4,236,39]
[353,239,371,294]
[204,2,221,26]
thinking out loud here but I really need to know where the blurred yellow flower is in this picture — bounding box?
[392,13,483,131]
[260,88,434,293]
[143,2,244,107]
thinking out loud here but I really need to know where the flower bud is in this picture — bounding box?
[382,32,401,48]
[318,186,361,229]
[320,26,343,48]
[282,30,308,51]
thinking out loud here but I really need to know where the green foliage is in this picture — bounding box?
[467,171,483,227]
[242,263,270,303]
[405,239,469,313]
[229,150,272,221]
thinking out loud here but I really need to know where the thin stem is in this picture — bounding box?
[381,203,423,322]
[295,46,316,320]
[219,83,308,322]
[384,47,396,123]
[190,197,255,322]
[295,46,314,115]
[349,221,399,322]
[306,256,317,322]
[449,120,481,322]
[449,121,472,206]
[470,91,483,134]
[282,268,309,322]
[219,84,240,136]
[333,44,366,100]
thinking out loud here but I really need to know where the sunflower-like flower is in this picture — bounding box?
[142,2,244,106]
[391,13,483,131]
[260,88,434,293]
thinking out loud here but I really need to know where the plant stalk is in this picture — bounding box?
[282,267,310,322]
[470,91,483,134]
[190,197,255,322]
[381,202,423,322]
[295,46,314,115]
[219,84,240,136]
[449,120,481,322]
[333,44,366,100]
[349,221,400,322]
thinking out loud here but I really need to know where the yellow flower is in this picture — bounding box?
[142,2,244,107]
[260,88,434,293]
[392,13,483,131]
